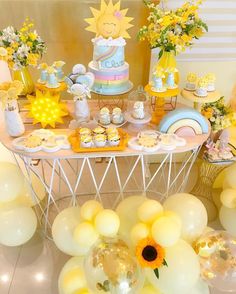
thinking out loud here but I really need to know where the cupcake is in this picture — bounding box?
[205,73,216,92]
[112,107,124,125]
[79,128,91,136]
[93,126,105,135]
[99,107,110,125]
[108,133,120,146]
[195,77,208,97]
[185,73,198,91]
[106,127,118,136]
[94,134,107,147]
[81,135,93,148]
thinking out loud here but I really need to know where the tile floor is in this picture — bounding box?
[0,157,235,294]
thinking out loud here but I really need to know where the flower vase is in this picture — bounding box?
[0,60,12,83]
[13,67,34,96]
[4,108,25,137]
[158,51,179,85]
[75,98,90,121]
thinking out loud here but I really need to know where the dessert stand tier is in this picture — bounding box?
[181,89,222,111]
[0,101,210,237]
[145,84,179,125]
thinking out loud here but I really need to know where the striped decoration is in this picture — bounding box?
[167,0,236,61]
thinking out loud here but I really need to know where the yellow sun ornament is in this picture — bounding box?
[85,0,133,39]
[27,91,68,128]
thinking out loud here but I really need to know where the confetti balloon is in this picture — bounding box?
[195,230,236,292]
[84,237,144,293]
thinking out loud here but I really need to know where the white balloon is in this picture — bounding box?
[219,206,236,236]
[0,204,37,246]
[188,279,209,294]
[52,207,87,256]
[220,189,236,208]
[0,162,25,203]
[72,64,86,75]
[116,196,147,240]
[163,193,208,243]
[146,240,200,294]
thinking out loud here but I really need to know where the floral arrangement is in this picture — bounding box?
[0,80,23,110]
[138,0,208,56]
[202,97,236,131]
[0,18,46,70]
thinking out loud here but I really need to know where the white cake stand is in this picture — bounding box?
[124,111,152,132]
[93,113,127,128]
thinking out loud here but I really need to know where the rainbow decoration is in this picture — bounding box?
[159,108,209,136]
[95,46,118,63]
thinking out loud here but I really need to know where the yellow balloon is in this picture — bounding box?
[196,196,218,223]
[52,207,86,256]
[224,163,236,189]
[139,284,162,294]
[138,199,163,224]
[95,209,120,237]
[116,196,147,240]
[146,240,200,294]
[220,189,236,208]
[131,222,150,246]
[73,222,99,248]
[163,211,182,228]
[58,256,91,294]
[212,169,227,189]
[189,278,210,294]
[80,200,103,222]
[151,216,181,247]
[163,193,208,244]
[0,204,37,246]
[212,188,223,210]
[219,206,236,236]
[0,162,24,203]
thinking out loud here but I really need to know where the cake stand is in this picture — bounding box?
[91,81,133,111]
[181,89,222,111]
[124,111,151,132]
[35,81,67,95]
[145,84,179,125]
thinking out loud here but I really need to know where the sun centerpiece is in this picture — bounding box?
[85,0,133,39]
[27,91,68,128]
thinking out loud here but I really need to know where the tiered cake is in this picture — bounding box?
[85,0,133,95]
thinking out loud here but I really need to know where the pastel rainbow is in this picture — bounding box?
[159,108,209,135]
[96,46,118,62]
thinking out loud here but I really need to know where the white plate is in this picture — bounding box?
[93,113,127,128]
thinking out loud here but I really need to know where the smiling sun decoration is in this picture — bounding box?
[85,0,133,39]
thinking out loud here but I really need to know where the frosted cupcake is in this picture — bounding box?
[205,73,216,92]
[132,101,145,119]
[93,126,105,135]
[79,128,91,136]
[108,133,120,146]
[81,135,93,148]
[112,107,124,125]
[195,77,208,97]
[106,127,118,136]
[185,73,198,91]
[99,107,110,125]
[94,134,107,147]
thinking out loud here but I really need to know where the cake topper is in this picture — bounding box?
[85,0,133,39]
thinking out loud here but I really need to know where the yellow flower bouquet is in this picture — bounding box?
[0,18,46,70]
[138,0,208,57]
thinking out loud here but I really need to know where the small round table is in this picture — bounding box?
[145,84,179,125]
[181,89,221,111]
[35,82,67,95]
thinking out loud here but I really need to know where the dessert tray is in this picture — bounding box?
[68,128,129,153]
[93,113,127,128]
[12,129,70,153]
[128,131,186,153]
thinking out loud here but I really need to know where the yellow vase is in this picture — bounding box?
[13,67,35,96]
[158,51,180,84]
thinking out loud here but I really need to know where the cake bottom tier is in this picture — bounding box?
[88,61,132,95]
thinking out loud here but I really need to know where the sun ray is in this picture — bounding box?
[85,0,133,39]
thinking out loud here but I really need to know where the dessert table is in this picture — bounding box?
[0,101,210,236]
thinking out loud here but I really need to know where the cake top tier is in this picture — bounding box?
[85,0,133,39]
[92,36,126,47]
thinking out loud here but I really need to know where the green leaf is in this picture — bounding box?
[163,259,168,267]
[158,49,163,59]
[154,268,159,279]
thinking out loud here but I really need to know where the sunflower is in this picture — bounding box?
[136,238,166,269]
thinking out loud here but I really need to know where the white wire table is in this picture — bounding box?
[0,125,209,236]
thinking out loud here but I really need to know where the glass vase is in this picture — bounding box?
[158,51,179,84]
[13,67,35,96]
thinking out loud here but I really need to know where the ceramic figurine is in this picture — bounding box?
[205,73,216,92]
[195,77,208,97]
[151,66,166,93]
[38,63,48,84]
[185,72,198,91]
[46,66,60,88]
[53,61,66,82]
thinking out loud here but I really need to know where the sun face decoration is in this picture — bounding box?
[27,91,68,128]
[85,0,133,39]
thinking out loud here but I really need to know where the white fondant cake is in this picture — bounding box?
[88,37,131,95]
